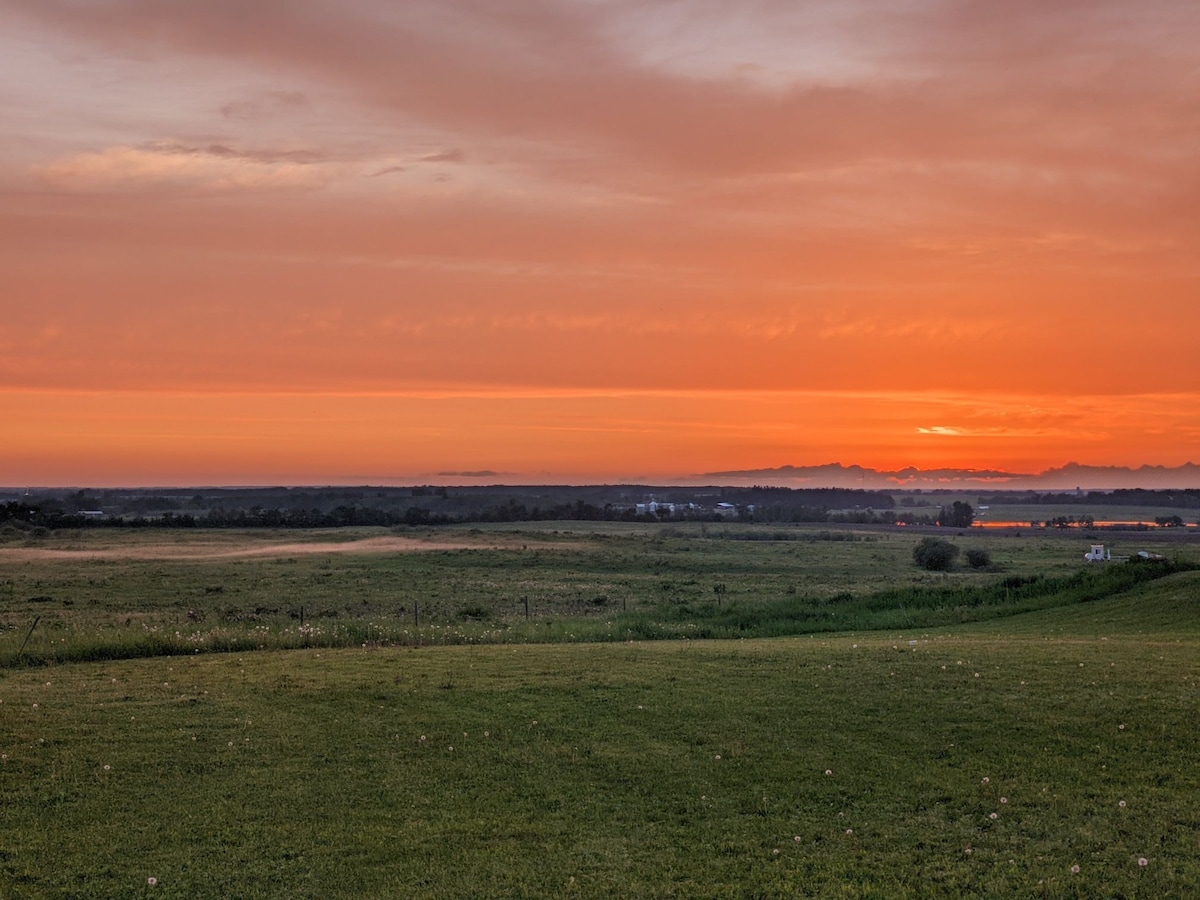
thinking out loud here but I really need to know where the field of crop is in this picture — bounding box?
[2,524,1198,896]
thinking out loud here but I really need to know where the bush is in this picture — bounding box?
[965,548,993,569]
[913,537,959,571]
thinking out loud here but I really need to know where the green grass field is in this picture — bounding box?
[2,525,1198,896]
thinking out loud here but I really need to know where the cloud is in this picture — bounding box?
[420,149,464,164]
[917,426,965,436]
[3,0,1195,257]
[220,90,310,121]
[10,0,1194,189]
[32,142,328,191]
[701,461,1200,489]
[150,141,325,165]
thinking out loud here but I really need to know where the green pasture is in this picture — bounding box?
[3,571,1200,897]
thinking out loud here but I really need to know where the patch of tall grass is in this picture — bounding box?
[4,558,1191,667]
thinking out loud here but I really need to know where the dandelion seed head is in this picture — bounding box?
[1119,800,1127,808]
[148,876,157,886]
[825,769,833,776]
[794,835,803,843]
[981,777,989,784]
[1071,865,1080,874]
[1138,857,1148,867]
[990,812,998,820]
[1000,797,1008,804]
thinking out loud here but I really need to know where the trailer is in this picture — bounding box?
[1084,544,1129,563]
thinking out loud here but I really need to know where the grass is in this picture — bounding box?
[2,524,1198,896]
[3,575,1199,896]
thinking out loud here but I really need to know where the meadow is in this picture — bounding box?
[2,523,1198,896]
[4,522,1190,664]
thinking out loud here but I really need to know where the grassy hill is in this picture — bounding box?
[4,605,1198,896]
[979,570,1200,636]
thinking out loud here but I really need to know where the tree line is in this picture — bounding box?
[977,489,1200,509]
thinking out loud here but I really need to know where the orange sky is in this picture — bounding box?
[2,1,1198,486]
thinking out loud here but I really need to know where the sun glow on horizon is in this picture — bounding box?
[2,386,1196,487]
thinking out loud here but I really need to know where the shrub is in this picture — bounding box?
[965,548,993,569]
[913,537,959,571]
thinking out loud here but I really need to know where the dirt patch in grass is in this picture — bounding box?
[0,535,529,562]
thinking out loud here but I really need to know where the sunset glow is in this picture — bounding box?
[3,1,1198,486]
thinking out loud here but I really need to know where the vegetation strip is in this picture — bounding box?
[3,551,1191,667]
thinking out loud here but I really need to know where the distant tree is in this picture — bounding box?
[913,537,960,571]
[936,501,975,528]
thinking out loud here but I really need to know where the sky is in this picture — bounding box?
[2,0,1199,487]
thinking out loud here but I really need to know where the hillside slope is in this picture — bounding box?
[978,570,1200,636]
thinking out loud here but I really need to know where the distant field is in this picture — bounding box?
[975,503,1199,528]
[2,523,1196,665]
[887,492,1200,529]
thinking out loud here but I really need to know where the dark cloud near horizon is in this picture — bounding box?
[701,462,1200,490]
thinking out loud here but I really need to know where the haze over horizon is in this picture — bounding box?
[3,1,1198,486]
[5,461,1199,493]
